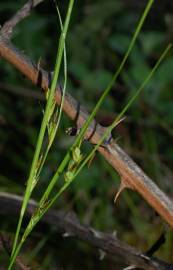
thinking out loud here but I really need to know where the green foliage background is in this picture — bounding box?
[0,0,173,268]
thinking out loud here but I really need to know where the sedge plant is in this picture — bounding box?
[9,0,172,268]
[10,0,74,264]
[9,42,171,269]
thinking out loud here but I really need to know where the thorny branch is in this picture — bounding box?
[0,0,173,267]
[1,0,45,39]
[0,192,172,270]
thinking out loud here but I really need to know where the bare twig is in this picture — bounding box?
[1,0,45,39]
[0,82,44,100]
[0,191,172,270]
[0,35,173,228]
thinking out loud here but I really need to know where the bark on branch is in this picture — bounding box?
[0,34,173,228]
[1,0,45,39]
[0,192,171,270]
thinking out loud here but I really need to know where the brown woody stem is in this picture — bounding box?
[0,192,171,270]
[0,35,173,228]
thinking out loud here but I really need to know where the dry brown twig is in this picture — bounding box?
[0,191,172,270]
[1,0,45,39]
[0,0,173,227]
[0,0,173,268]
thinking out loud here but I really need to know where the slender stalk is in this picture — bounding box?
[18,0,155,227]
[42,45,172,216]
[34,7,68,178]
[34,0,155,207]
[70,0,154,147]
[74,44,172,177]
[10,28,171,270]
[9,0,154,267]
[9,0,74,267]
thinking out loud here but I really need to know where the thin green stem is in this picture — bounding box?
[36,0,155,204]
[9,0,154,267]
[74,44,172,177]
[39,151,70,205]
[71,0,154,148]
[9,0,74,268]
[34,11,68,178]
[15,0,154,236]
[12,41,171,270]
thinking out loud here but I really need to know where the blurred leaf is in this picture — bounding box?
[109,34,131,54]
[154,57,173,86]
[140,31,165,54]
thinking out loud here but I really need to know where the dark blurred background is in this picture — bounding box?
[0,0,173,269]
